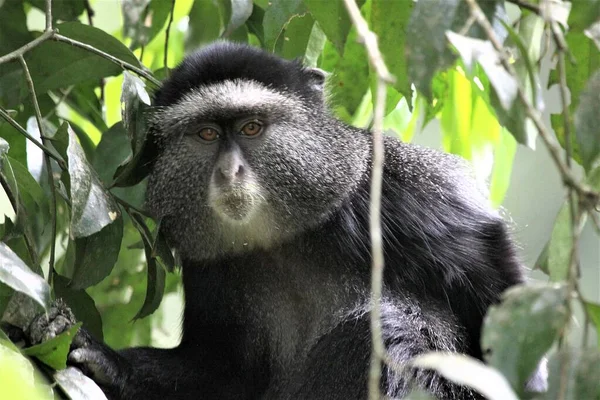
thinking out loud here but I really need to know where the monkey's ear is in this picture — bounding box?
[305,67,328,92]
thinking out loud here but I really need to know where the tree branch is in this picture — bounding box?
[19,55,58,286]
[464,0,599,208]
[0,31,54,65]
[52,34,161,86]
[0,107,66,169]
[343,1,395,399]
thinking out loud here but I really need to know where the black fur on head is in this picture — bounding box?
[145,41,370,261]
[153,40,326,111]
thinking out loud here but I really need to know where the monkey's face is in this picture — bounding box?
[147,78,368,261]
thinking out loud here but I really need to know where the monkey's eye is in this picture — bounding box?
[198,127,219,142]
[240,121,263,137]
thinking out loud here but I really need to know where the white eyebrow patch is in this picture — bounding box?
[152,79,306,137]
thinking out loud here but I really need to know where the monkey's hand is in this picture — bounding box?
[27,300,130,396]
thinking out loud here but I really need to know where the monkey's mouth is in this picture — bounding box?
[211,188,260,222]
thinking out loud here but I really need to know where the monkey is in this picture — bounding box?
[23,41,547,399]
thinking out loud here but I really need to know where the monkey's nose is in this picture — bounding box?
[215,162,245,185]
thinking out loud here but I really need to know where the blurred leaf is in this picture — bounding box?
[0,344,53,400]
[70,215,123,290]
[0,243,50,311]
[405,390,436,400]
[61,83,108,133]
[23,323,82,370]
[574,70,600,171]
[27,0,86,22]
[406,0,500,98]
[371,0,412,99]
[544,349,600,400]
[586,302,600,347]
[262,0,304,51]
[54,275,103,341]
[568,0,600,32]
[441,68,473,160]
[6,156,50,223]
[0,0,32,57]
[26,22,142,94]
[278,13,314,60]
[54,366,108,400]
[303,22,326,68]
[412,353,518,400]
[323,27,370,116]
[446,32,517,111]
[223,0,253,37]
[488,129,517,208]
[482,283,568,393]
[304,0,361,54]
[550,32,600,162]
[67,123,120,238]
[121,0,152,45]
[186,0,223,50]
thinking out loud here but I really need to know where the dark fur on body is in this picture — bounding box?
[39,42,543,399]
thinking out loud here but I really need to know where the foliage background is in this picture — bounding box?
[0,0,599,399]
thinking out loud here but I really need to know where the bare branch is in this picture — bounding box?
[0,107,65,169]
[343,1,395,399]
[45,0,52,31]
[18,55,58,286]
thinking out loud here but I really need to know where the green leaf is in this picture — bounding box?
[130,213,165,319]
[574,70,600,171]
[544,349,600,400]
[412,353,518,400]
[67,123,120,238]
[70,215,123,289]
[23,323,82,370]
[586,302,600,347]
[304,0,361,55]
[54,366,108,400]
[550,32,600,162]
[61,83,108,133]
[303,22,326,68]
[121,71,150,154]
[53,274,103,341]
[371,0,412,99]
[406,0,501,98]
[92,122,133,185]
[323,27,370,116]
[0,243,50,311]
[278,13,314,60]
[186,0,223,50]
[488,129,517,208]
[27,0,86,22]
[223,0,253,37]
[25,22,142,93]
[482,283,568,393]
[262,0,304,51]
[568,0,600,31]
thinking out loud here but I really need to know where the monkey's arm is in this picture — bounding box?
[26,302,247,400]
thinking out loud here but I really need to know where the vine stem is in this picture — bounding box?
[18,55,58,287]
[164,0,176,77]
[343,1,395,398]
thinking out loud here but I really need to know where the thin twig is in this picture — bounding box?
[464,0,600,208]
[19,55,58,287]
[52,34,161,86]
[84,0,95,25]
[45,0,52,31]
[343,1,395,399]
[164,0,176,77]
[0,107,66,169]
